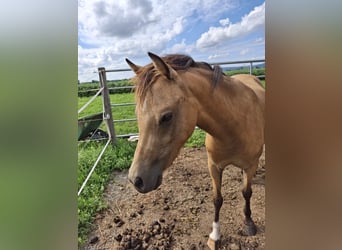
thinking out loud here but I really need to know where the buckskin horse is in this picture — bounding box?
[125,52,265,249]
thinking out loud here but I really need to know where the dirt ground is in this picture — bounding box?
[84,147,265,250]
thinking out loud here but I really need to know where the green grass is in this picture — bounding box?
[78,92,135,118]
[185,129,206,147]
[78,139,136,246]
[78,95,104,117]
[111,93,137,135]
[78,93,137,135]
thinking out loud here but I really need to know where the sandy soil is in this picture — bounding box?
[84,147,265,250]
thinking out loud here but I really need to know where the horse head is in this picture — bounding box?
[126,52,198,193]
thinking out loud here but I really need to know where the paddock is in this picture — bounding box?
[85,146,265,249]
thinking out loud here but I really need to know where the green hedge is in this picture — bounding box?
[78,79,134,97]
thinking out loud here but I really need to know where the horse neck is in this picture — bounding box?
[182,69,242,138]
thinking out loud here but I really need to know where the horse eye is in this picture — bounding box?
[159,112,173,125]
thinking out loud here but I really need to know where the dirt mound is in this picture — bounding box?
[84,147,265,249]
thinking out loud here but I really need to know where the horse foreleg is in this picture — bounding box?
[207,160,223,250]
[242,163,258,236]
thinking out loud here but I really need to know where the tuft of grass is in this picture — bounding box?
[185,129,206,147]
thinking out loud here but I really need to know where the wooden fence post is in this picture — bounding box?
[98,67,116,145]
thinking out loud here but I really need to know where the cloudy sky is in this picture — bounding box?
[78,0,265,82]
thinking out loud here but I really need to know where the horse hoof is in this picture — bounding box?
[207,238,220,250]
[243,221,257,236]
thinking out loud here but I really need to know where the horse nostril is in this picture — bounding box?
[134,177,144,189]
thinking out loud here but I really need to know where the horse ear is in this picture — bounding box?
[148,52,173,80]
[125,58,141,74]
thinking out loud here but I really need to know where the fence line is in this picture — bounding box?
[210,59,265,65]
[211,59,265,75]
[111,103,136,107]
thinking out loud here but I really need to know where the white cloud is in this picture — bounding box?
[79,1,193,63]
[219,18,230,26]
[196,2,265,49]
[79,0,154,39]
[208,53,229,60]
[78,0,236,49]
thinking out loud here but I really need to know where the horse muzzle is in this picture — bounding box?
[128,170,163,193]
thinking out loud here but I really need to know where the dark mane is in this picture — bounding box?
[132,54,223,102]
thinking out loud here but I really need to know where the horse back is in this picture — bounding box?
[231,74,265,110]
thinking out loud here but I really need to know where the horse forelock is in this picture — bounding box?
[132,54,223,105]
